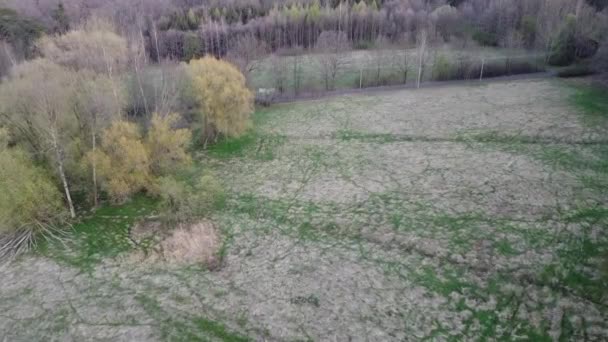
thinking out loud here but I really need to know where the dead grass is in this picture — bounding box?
[160,221,221,268]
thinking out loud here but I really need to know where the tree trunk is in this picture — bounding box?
[51,127,76,218]
[91,130,98,208]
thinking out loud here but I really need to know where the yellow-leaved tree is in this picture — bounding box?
[185,57,253,145]
[86,121,151,203]
[84,114,193,203]
[146,113,192,175]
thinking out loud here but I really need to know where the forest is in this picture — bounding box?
[0,0,607,340]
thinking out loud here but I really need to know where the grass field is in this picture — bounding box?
[0,78,607,340]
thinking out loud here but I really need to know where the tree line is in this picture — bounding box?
[2,0,607,75]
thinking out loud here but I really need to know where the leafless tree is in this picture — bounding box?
[416,29,428,88]
[371,35,392,85]
[535,0,576,59]
[394,33,412,84]
[289,46,304,95]
[269,53,288,94]
[226,34,269,84]
[315,30,350,91]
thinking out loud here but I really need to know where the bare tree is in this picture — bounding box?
[394,33,412,84]
[225,34,269,84]
[371,35,392,85]
[416,29,428,88]
[502,29,524,72]
[37,17,128,117]
[269,53,289,94]
[536,0,576,60]
[290,46,304,95]
[315,30,350,91]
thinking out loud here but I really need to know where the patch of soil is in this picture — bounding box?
[130,219,165,245]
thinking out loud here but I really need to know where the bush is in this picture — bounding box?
[472,30,498,47]
[432,54,452,81]
[354,40,374,50]
[425,57,544,82]
[357,71,402,88]
[548,15,577,66]
[158,173,225,223]
[593,38,608,73]
[0,148,66,259]
[557,65,596,78]
[477,59,544,79]
[86,120,152,204]
[146,113,192,175]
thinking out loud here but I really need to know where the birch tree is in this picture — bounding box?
[0,59,79,217]
[73,71,125,207]
[416,30,428,88]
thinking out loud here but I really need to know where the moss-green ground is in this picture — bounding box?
[1,78,606,341]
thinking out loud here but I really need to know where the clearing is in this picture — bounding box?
[1,78,607,341]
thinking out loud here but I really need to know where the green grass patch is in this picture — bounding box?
[136,293,250,342]
[39,195,158,271]
[495,239,517,256]
[413,266,474,297]
[207,132,257,158]
[206,107,285,159]
[570,85,608,126]
[336,130,400,143]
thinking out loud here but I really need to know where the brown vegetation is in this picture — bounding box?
[160,221,221,267]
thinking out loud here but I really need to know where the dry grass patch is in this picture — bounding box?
[160,221,221,268]
[128,220,221,268]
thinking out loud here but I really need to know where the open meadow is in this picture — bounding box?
[1,78,607,341]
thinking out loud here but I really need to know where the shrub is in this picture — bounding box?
[158,173,225,223]
[85,120,152,203]
[557,65,596,78]
[477,59,544,79]
[593,38,608,73]
[0,148,66,259]
[357,71,402,88]
[432,54,452,81]
[146,113,192,175]
[424,57,543,82]
[354,40,374,50]
[548,15,577,67]
[472,30,498,47]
